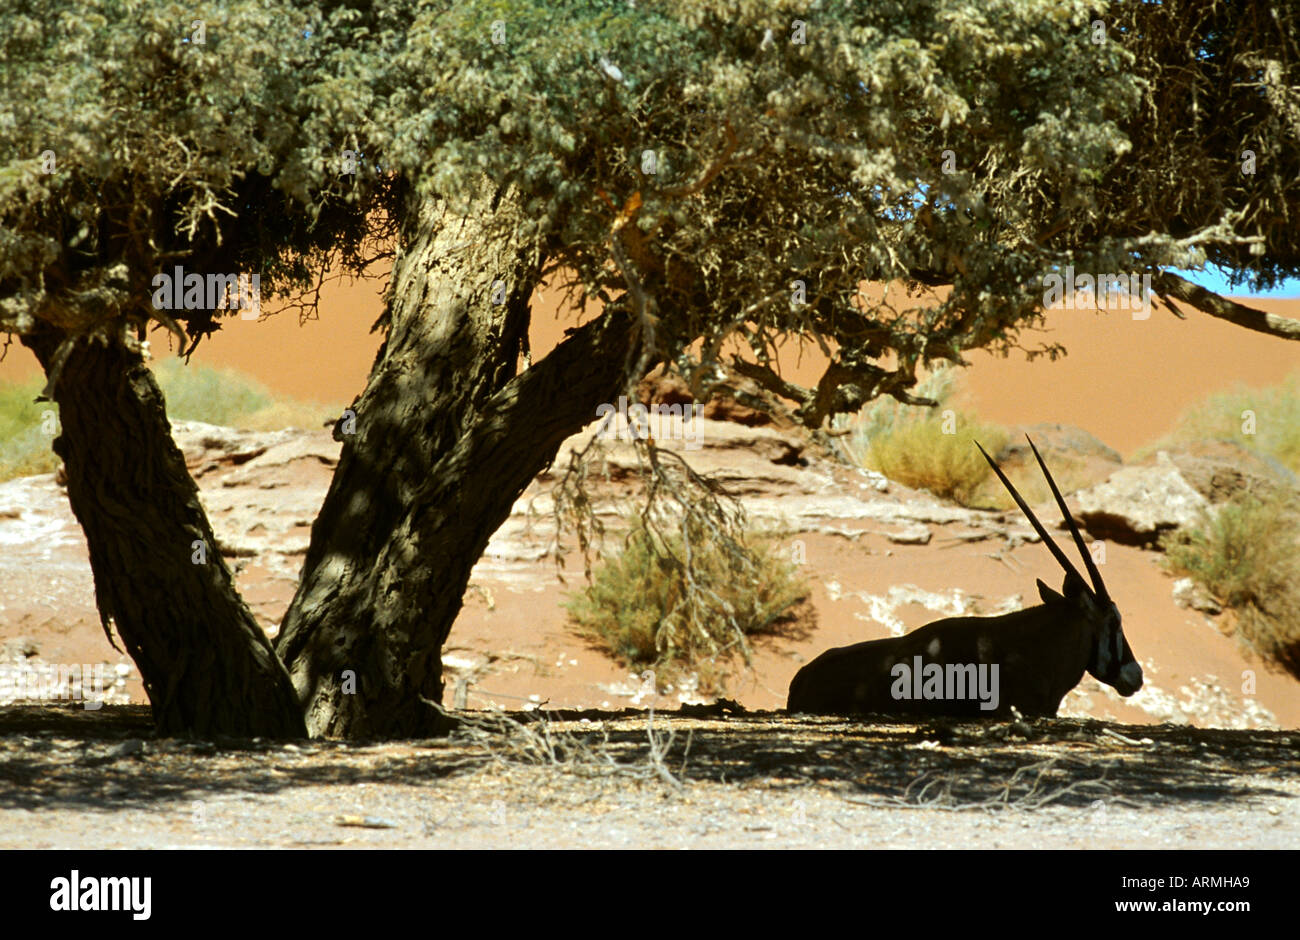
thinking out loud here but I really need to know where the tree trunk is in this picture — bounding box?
[276,191,639,737]
[23,328,306,738]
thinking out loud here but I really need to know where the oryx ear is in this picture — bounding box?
[1062,569,1089,603]
[1037,578,1064,605]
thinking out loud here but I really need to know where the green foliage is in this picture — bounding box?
[0,376,59,480]
[2,0,1297,475]
[1161,493,1300,681]
[1137,372,1300,474]
[564,514,809,688]
[0,362,337,481]
[837,366,1008,506]
[151,358,273,427]
[373,0,1161,402]
[150,358,339,430]
[0,0,392,347]
[13,0,1290,427]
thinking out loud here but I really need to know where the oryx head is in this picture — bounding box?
[977,437,1144,697]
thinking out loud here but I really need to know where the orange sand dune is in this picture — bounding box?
[2,271,1295,455]
[962,297,1299,454]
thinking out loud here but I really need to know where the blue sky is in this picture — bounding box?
[1172,265,1300,298]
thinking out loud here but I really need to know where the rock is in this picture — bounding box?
[700,393,772,427]
[1150,441,1299,509]
[885,524,932,545]
[3,637,40,659]
[1074,453,1211,545]
[635,365,776,427]
[1172,577,1222,615]
[748,436,806,467]
[545,417,813,493]
[860,470,889,492]
[995,423,1124,493]
[108,739,144,759]
[636,366,695,408]
[333,815,398,829]
[1002,423,1124,466]
[169,421,296,472]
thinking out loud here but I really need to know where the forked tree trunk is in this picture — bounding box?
[22,328,306,738]
[275,191,639,737]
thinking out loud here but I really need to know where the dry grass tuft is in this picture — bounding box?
[1137,371,1300,474]
[1161,491,1300,681]
[835,365,1010,507]
[564,513,810,692]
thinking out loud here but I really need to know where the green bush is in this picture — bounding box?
[1138,371,1300,473]
[151,358,274,427]
[153,358,339,431]
[564,514,810,689]
[0,377,60,480]
[1161,492,1300,681]
[834,367,1010,506]
[0,360,339,482]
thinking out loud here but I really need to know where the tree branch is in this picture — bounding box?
[1153,272,1300,341]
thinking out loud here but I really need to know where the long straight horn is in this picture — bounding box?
[975,440,1088,589]
[1025,435,1109,602]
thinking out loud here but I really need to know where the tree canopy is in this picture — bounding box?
[6,0,1295,406]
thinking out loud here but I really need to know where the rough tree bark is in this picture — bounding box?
[22,327,306,738]
[275,190,639,737]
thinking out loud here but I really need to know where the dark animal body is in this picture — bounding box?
[787,438,1143,718]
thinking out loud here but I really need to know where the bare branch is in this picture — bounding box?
[1153,272,1300,341]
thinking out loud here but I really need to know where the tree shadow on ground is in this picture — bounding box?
[0,704,1294,815]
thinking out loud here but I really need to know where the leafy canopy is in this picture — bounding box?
[3,0,1296,418]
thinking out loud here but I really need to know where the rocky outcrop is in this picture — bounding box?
[1156,440,1299,509]
[636,364,779,427]
[1074,439,1300,546]
[1000,423,1124,467]
[1074,453,1210,546]
[996,423,1124,492]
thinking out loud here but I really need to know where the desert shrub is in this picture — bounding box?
[834,365,1009,506]
[153,358,338,430]
[1139,372,1300,473]
[0,376,60,480]
[0,361,339,481]
[835,363,959,465]
[151,357,272,426]
[564,514,810,688]
[865,415,1010,506]
[1161,492,1300,680]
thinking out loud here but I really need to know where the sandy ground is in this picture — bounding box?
[0,705,1295,849]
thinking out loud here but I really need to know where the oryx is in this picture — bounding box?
[787,437,1143,718]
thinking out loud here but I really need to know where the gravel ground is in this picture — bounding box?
[0,705,1296,849]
